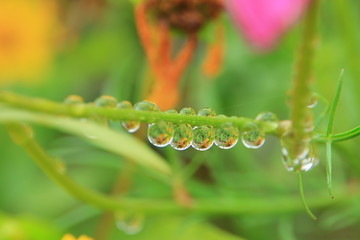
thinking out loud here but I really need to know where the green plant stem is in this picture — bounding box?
[326,69,344,137]
[1,91,359,143]
[5,122,357,216]
[298,172,317,220]
[324,69,344,197]
[0,91,277,133]
[315,126,360,142]
[289,0,319,155]
[326,141,333,198]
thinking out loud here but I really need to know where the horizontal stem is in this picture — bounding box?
[1,91,359,143]
[0,91,278,133]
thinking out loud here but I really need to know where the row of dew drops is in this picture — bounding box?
[63,95,319,235]
[65,95,319,173]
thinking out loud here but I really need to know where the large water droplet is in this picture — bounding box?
[307,94,318,108]
[280,132,318,172]
[215,124,239,149]
[64,95,86,116]
[117,101,140,133]
[94,95,117,108]
[171,124,193,150]
[197,107,216,117]
[255,112,279,122]
[179,107,196,115]
[115,212,144,235]
[241,124,265,149]
[134,101,160,112]
[147,121,174,147]
[192,126,215,151]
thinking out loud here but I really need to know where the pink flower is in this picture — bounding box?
[226,0,311,51]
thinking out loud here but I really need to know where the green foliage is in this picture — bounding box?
[0,0,360,240]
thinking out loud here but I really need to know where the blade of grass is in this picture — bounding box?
[325,69,345,198]
[326,69,344,136]
[0,107,172,179]
[298,172,317,220]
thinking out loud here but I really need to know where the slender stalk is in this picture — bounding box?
[298,172,317,220]
[288,0,319,156]
[326,69,344,137]
[1,91,358,143]
[325,69,344,197]
[0,91,277,133]
[326,141,333,198]
[5,122,356,216]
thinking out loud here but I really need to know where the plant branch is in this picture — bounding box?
[288,0,319,155]
[0,91,277,133]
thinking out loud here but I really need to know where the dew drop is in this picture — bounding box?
[93,96,117,126]
[280,132,318,172]
[191,126,215,151]
[166,109,178,114]
[198,107,216,117]
[171,124,193,150]
[307,94,318,108]
[117,101,140,133]
[134,101,160,112]
[255,112,279,122]
[170,108,195,150]
[179,107,196,115]
[64,95,84,105]
[64,95,86,116]
[215,125,239,149]
[147,121,174,147]
[115,212,144,235]
[241,124,265,149]
[94,95,117,108]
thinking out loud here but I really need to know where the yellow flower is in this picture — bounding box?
[61,234,93,240]
[0,0,58,85]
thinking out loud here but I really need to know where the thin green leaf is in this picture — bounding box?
[326,69,345,136]
[0,106,172,178]
[325,69,345,197]
[298,172,317,220]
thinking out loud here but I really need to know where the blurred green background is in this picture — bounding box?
[1,0,360,239]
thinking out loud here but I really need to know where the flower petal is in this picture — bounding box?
[226,0,311,51]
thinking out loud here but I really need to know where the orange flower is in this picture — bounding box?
[0,0,59,85]
[61,234,93,240]
[135,0,224,110]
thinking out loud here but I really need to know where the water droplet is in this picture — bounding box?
[171,124,193,150]
[64,95,86,116]
[147,121,174,147]
[134,101,160,112]
[197,107,216,117]
[117,101,140,133]
[241,124,265,149]
[215,124,239,149]
[115,212,144,235]
[192,126,215,151]
[307,94,318,108]
[255,112,279,122]
[166,109,178,114]
[64,95,84,105]
[281,132,318,172]
[179,107,196,115]
[94,95,117,108]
